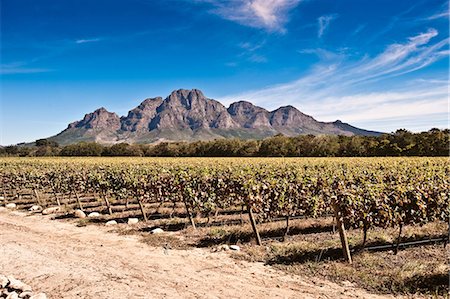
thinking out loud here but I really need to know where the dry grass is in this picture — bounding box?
[227,221,449,296]
[68,208,449,296]
[270,245,449,296]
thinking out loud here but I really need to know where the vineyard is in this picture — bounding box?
[1,157,448,264]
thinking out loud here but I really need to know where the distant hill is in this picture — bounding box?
[48,89,382,145]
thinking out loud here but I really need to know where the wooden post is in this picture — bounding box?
[53,191,61,207]
[247,205,262,246]
[394,224,403,255]
[33,189,41,205]
[214,209,219,222]
[362,222,368,249]
[105,195,112,215]
[331,197,352,264]
[103,193,113,215]
[332,216,336,234]
[138,199,148,222]
[2,188,8,202]
[183,199,196,229]
[446,218,449,248]
[75,192,83,211]
[283,215,290,241]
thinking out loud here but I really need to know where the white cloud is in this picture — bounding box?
[0,62,51,75]
[203,0,301,32]
[219,29,450,132]
[75,38,101,44]
[427,11,450,20]
[317,14,338,38]
[248,54,268,63]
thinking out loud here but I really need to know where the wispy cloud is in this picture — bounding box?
[200,0,301,32]
[239,40,265,52]
[426,11,450,20]
[75,38,102,44]
[351,24,366,36]
[317,14,338,38]
[237,40,268,63]
[424,1,450,20]
[0,62,52,75]
[248,54,268,63]
[220,29,449,131]
[298,48,346,61]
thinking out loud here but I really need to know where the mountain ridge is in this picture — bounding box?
[49,89,382,145]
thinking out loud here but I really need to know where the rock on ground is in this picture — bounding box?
[87,212,100,218]
[0,275,8,288]
[7,277,32,292]
[5,203,16,209]
[74,210,86,219]
[6,291,19,299]
[18,291,32,298]
[105,220,117,226]
[41,207,60,215]
[127,218,139,225]
[150,228,164,234]
[28,206,42,212]
[214,244,230,252]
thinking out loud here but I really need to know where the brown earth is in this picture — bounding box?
[0,209,401,299]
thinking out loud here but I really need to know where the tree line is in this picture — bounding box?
[1,128,448,157]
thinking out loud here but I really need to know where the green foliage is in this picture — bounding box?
[60,142,104,156]
[1,128,448,157]
[35,138,59,147]
[1,157,448,231]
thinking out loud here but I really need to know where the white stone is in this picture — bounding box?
[127,218,139,225]
[6,291,19,299]
[88,212,100,218]
[28,205,42,212]
[19,291,33,298]
[150,228,164,234]
[0,196,5,200]
[0,274,8,288]
[229,245,240,251]
[7,277,31,292]
[341,280,355,287]
[5,203,16,209]
[105,220,117,226]
[42,207,60,215]
[74,210,86,218]
[217,244,230,251]
[29,294,47,299]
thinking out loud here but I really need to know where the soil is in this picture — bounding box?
[0,209,401,299]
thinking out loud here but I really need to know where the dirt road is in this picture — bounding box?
[0,210,396,299]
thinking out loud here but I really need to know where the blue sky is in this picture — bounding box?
[1,0,449,145]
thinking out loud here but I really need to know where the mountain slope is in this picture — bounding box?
[49,89,382,145]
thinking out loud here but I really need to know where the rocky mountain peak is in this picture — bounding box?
[68,107,120,130]
[121,97,164,132]
[51,88,382,145]
[228,101,271,129]
[164,89,207,110]
[270,105,313,127]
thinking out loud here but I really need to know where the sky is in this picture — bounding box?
[1,0,449,145]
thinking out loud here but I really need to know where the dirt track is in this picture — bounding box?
[0,210,397,299]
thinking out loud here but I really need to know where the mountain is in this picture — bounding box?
[49,89,381,145]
